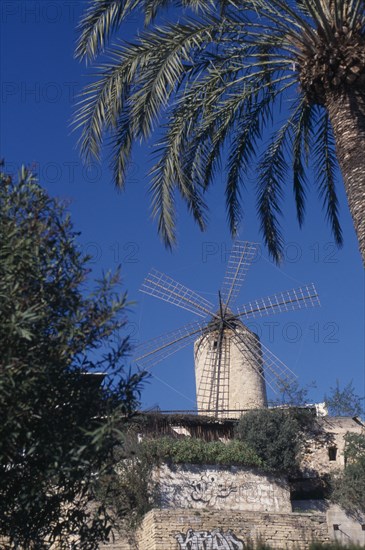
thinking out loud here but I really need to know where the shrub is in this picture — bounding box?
[234,408,314,474]
[330,432,365,514]
[140,436,263,467]
[95,454,155,530]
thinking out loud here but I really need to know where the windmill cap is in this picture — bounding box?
[202,312,258,336]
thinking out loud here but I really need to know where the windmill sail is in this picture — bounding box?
[220,241,258,310]
[235,284,320,320]
[141,269,214,318]
[135,320,204,370]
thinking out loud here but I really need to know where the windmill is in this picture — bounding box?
[135,241,320,418]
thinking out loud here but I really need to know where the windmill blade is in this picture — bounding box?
[196,330,230,415]
[235,283,320,320]
[229,327,297,396]
[134,320,204,370]
[256,340,297,395]
[141,268,215,318]
[220,241,258,310]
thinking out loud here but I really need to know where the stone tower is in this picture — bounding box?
[194,318,267,418]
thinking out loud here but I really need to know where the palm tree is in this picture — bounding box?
[75,0,365,264]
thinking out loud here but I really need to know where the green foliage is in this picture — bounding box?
[0,168,145,548]
[140,436,264,467]
[95,453,155,531]
[234,408,315,474]
[325,380,364,417]
[344,432,365,462]
[331,432,365,514]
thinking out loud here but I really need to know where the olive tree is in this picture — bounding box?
[0,166,145,549]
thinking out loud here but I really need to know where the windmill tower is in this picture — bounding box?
[194,320,267,416]
[135,241,319,418]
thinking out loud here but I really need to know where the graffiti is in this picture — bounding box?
[175,528,244,550]
[238,481,275,503]
[189,475,279,507]
[156,464,291,512]
[190,475,237,506]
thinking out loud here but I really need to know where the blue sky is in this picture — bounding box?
[1,0,364,411]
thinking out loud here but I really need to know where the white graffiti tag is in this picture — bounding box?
[175,528,244,550]
[190,475,237,505]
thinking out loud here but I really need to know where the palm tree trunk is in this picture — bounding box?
[326,91,365,267]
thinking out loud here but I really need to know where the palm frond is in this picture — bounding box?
[74,63,130,162]
[150,145,208,248]
[149,159,177,249]
[147,76,217,246]
[74,36,169,161]
[146,43,295,243]
[75,0,141,61]
[257,0,318,42]
[257,99,306,262]
[226,90,276,234]
[144,0,217,25]
[109,107,133,188]
[128,11,300,138]
[347,0,365,31]
[302,0,333,39]
[128,17,220,137]
[291,97,313,226]
[146,70,224,221]
[312,108,343,246]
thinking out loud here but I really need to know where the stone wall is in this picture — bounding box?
[104,508,331,549]
[154,464,291,513]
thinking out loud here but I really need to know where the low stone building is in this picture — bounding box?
[300,415,364,475]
